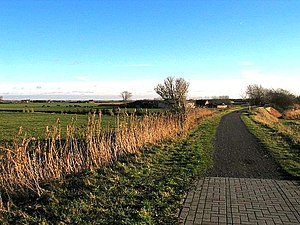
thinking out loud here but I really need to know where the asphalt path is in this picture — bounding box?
[179,110,299,224]
[205,110,289,179]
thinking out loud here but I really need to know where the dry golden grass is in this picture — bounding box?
[252,107,279,125]
[0,108,214,201]
[251,107,300,145]
[284,109,300,120]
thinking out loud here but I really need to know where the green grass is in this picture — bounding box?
[0,112,116,141]
[0,102,101,113]
[241,112,300,178]
[0,102,163,114]
[0,113,224,224]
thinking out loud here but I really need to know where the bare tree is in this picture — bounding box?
[246,84,296,110]
[121,91,132,101]
[154,76,189,113]
[246,84,268,106]
[266,88,296,110]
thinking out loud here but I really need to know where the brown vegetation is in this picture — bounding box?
[251,107,300,145]
[284,109,300,120]
[0,108,214,201]
[265,107,282,118]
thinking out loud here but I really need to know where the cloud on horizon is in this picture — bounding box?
[0,75,299,101]
[240,61,255,67]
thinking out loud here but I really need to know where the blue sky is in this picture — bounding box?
[0,0,299,100]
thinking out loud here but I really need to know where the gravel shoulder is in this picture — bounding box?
[205,110,291,179]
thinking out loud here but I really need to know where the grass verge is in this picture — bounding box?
[0,113,223,225]
[241,112,300,178]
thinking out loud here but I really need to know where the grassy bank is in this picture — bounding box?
[0,112,223,224]
[241,109,300,178]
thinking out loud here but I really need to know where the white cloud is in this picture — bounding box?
[241,69,262,83]
[75,76,90,81]
[189,79,248,99]
[0,75,299,100]
[0,80,160,100]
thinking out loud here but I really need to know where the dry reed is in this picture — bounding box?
[0,108,214,202]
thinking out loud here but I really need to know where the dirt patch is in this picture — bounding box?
[265,106,282,118]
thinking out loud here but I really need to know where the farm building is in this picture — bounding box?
[195,99,232,108]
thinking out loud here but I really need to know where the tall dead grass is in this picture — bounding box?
[0,108,213,202]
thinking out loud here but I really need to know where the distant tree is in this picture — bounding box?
[154,76,189,113]
[217,95,229,99]
[0,96,3,102]
[296,96,300,105]
[266,88,296,110]
[246,84,268,106]
[121,91,132,101]
[245,85,297,110]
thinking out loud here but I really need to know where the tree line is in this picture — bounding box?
[246,84,299,110]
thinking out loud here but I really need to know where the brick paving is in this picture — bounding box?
[179,177,300,225]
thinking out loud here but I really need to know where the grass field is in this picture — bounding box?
[0,102,103,113]
[0,102,162,114]
[0,112,116,141]
[0,102,163,141]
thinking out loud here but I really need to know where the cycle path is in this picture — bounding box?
[179,110,300,225]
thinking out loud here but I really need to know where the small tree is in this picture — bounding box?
[154,76,189,113]
[246,84,268,106]
[266,88,296,110]
[121,91,132,101]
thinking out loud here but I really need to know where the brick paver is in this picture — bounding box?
[179,177,300,225]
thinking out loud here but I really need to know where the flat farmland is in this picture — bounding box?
[0,102,117,114]
[0,102,162,114]
[0,112,116,141]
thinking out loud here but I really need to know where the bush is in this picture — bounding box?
[266,88,296,110]
[246,85,297,110]
[102,109,114,116]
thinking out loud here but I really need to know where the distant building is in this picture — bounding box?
[195,99,232,108]
[21,99,30,103]
[195,100,210,107]
[217,103,228,110]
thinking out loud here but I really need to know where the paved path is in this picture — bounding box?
[179,111,300,224]
[179,177,300,225]
[204,110,286,179]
